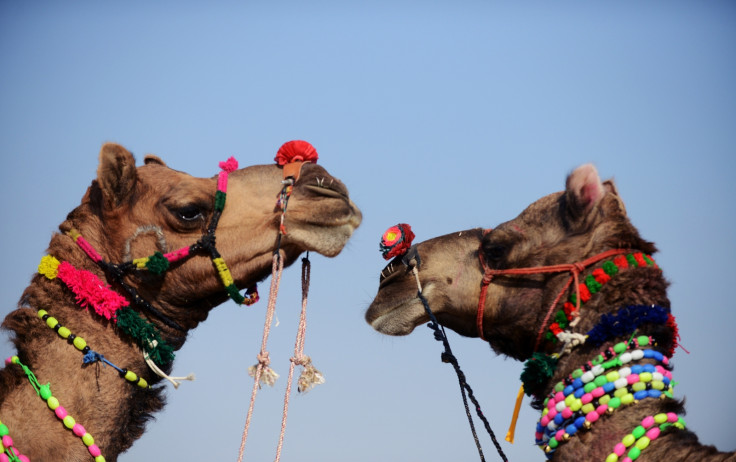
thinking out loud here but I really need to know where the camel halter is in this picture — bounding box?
[379,224,508,462]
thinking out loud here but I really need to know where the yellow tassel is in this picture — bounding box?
[67,228,81,241]
[38,255,60,279]
[505,383,525,443]
[213,257,234,287]
[133,257,149,269]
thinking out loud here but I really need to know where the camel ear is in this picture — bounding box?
[565,163,605,218]
[97,143,137,207]
[144,154,167,167]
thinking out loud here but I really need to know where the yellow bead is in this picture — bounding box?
[599,395,611,405]
[57,326,71,339]
[606,371,620,382]
[621,393,635,405]
[46,317,59,329]
[614,388,628,398]
[654,413,668,424]
[95,456,106,462]
[63,415,76,429]
[582,403,595,414]
[124,370,137,382]
[622,434,636,447]
[632,382,646,392]
[606,453,619,462]
[82,432,95,446]
[570,399,582,412]
[635,436,651,450]
[137,378,149,388]
[73,336,87,351]
[37,310,48,319]
[639,372,652,383]
[47,396,60,410]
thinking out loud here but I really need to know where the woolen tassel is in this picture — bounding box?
[506,384,525,443]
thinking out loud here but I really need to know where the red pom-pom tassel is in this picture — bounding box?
[275,140,319,166]
[380,223,415,260]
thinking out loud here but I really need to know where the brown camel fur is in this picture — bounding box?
[366,164,734,461]
[0,143,361,461]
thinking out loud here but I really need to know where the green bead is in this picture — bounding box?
[584,382,596,393]
[39,383,52,400]
[73,336,87,351]
[637,336,650,346]
[549,438,559,449]
[0,423,8,436]
[613,342,627,354]
[63,415,76,429]
[555,382,565,392]
[628,446,642,460]
[57,326,71,338]
[572,369,583,379]
[608,397,621,409]
[82,432,95,446]
[622,433,636,447]
[632,425,646,439]
[594,375,608,387]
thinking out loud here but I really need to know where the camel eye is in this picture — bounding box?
[176,205,204,222]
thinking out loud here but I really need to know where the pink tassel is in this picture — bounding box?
[56,261,128,320]
[164,246,191,263]
[75,236,103,263]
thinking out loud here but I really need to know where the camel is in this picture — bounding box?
[0,142,361,461]
[366,164,734,461]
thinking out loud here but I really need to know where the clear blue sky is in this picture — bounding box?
[1,2,734,461]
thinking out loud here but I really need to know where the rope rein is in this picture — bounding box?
[411,267,509,462]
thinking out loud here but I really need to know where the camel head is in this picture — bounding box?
[366,164,661,361]
[46,142,361,332]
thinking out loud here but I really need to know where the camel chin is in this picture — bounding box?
[367,296,428,336]
[288,220,361,258]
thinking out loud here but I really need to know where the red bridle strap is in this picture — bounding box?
[476,247,630,348]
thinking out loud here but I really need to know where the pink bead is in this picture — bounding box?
[0,453,9,462]
[55,406,68,420]
[547,398,556,409]
[581,393,593,404]
[662,356,669,365]
[623,458,633,462]
[614,442,626,456]
[2,435,13,447]
[18,456,30,462]
[562,408,573,419]
[596,404,609,415]
[587,411,600,423]
[548,408,558,419]
[88,444,102,457]
[646,427,661,440]
[641,416,655,428]
[540,415,550,426]
[667,412,678,423]
[555,429,565,440]
[591,387,605,398]
[555,392,565,402]
[73,423,86,437]
[4,357,11,366]
[627,374,639,385]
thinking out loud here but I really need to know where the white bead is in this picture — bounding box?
[581,371,595,383]
[556,401,566,412]
[614,378,628,389]
[592,365,604,376]
[652,372,664,382]
[631,349,644,360]
[619,352,632,364]
[618,367,631,378]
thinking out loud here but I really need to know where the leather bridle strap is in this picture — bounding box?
[476,245,629,348]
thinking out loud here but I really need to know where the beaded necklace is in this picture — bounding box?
[5,356,106,461]
[0,418,29,462]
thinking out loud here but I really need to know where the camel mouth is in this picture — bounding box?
[303,184,346,199]
[365,287,432,336]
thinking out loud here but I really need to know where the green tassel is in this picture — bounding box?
[626,254,638,267]
[214,191,227,212]
[146,251,170,275]
[521,353,558,397]
[226,284,245,304]
[115,308,175,365]
[602,260,619,276]
[586,274,602,294]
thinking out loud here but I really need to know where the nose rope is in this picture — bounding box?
[411,266,508,462]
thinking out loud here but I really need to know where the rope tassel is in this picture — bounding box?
[296,356,325,393]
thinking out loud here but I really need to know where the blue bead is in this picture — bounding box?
[573,378,584,389]
[574,388,585,399]
[663,377,671,385]
[564,385,575,396]
[554,413,565,425]
[566,424,578,435]
[537,422,544,433]
[643,364,656,373]
[648,389,661,398]
[651,351,664,361]
[643,349,654,358]
[574,416,587,429]
[631,365,644,374]
[634,390,649,400]
[603,382,615,393]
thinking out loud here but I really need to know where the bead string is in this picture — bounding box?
[0,418,29,462]
[35,309,149,389]
[605,412,686,462]
[5,356,106,462]
[546,253,657,343]
[535,343,675,454]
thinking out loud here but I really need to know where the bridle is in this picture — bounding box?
[476,229,630,351]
